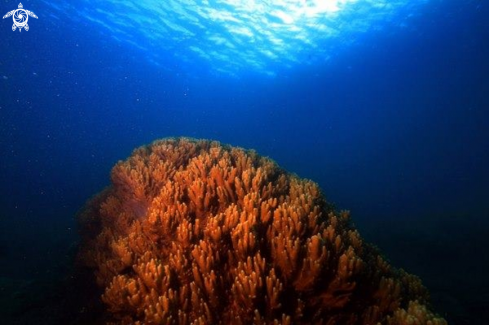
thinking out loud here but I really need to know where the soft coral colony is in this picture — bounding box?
[77,137,446,324]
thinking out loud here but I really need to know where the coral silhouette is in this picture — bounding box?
[77,137,446,324]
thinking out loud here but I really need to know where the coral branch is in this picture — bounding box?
[77,137,446,324]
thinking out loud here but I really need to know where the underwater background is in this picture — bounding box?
[0,0,488,324]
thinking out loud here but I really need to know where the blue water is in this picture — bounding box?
[41,0,430,76]
[1,0,488,323]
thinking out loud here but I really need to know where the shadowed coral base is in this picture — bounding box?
[77,137,447,324]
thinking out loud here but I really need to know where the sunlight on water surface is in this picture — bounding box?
[43,0,428,76]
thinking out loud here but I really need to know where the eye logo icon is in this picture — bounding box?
[3,3,37,32]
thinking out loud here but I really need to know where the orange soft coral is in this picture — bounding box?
[77,137,446,324]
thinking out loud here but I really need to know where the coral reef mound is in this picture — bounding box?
[77,137,446,324]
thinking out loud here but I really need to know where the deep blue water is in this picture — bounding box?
[1,0,488,323]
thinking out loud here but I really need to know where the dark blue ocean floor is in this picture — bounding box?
[0,216,104,325]
[358,212,489,325]
[0,212,488,324]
